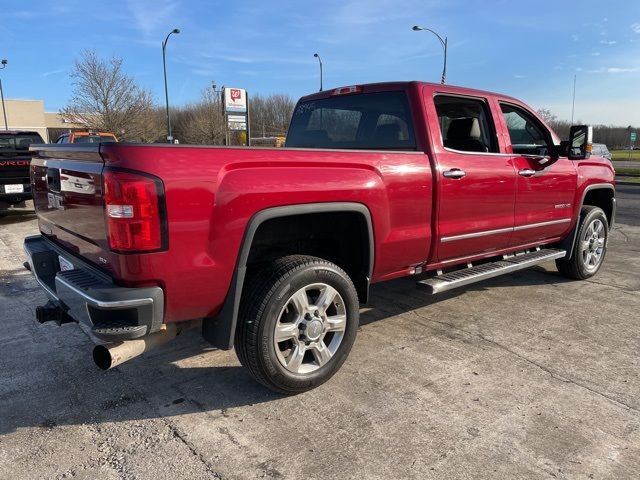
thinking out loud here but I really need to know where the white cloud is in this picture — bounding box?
[600,40,617,45]
[632,23,640,33]
[42,68,66,77]
[607,67,639,73]
[571,34,580,41]
[591,52,601,56]
[513,74,526,79]
[125,0,177,37]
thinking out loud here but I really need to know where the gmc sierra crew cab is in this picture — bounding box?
[23,81,615,394]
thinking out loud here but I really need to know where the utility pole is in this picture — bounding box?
[0,59,8,130]
[313,53,323,91]
[162,29,180,143]
[412,25,448,84]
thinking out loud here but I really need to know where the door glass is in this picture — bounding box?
[500,104,550,156]
[434,95,498,153]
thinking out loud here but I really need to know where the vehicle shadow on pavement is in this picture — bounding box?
[0,263,573,435]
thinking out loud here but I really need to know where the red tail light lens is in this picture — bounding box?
[103,169,167,252]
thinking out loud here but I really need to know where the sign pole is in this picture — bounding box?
[246,92,251,147]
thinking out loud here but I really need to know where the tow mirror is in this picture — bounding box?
[568,125,593,160]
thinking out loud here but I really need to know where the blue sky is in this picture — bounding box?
[1,0,639,125]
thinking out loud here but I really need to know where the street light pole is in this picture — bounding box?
[412,25,447,84]
[313,53,323,91]
[0,59,8,130]
[162,29,180,143]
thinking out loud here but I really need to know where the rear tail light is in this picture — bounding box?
[103,169,167,252]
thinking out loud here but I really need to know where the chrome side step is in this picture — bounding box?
[417,248,566,294]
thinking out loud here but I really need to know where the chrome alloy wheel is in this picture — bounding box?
[580,218,606,272]
[273,283,347,374]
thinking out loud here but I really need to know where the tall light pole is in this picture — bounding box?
[313,53,323,91]
[412,25,447,84]
[0,59,8,130]
[162,28,180,143]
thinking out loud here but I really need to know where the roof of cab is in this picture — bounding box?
[297,81,521,104]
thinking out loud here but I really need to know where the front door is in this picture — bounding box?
[498,103,577,247]
[428,93,517,263]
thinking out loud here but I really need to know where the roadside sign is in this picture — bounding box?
[631,132,637,142]
[228,115,246,123]
[228,121,247,131]
[223,87,247,113]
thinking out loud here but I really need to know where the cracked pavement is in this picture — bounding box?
[1,197,639,479]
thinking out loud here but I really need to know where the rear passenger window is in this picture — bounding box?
[434,95,498,153]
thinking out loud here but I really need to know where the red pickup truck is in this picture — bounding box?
[24,81,615,394]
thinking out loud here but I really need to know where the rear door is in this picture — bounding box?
[30,145,110,268]
[426,91,517,263]
[497,102,577,246]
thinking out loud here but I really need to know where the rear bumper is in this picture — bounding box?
[23,235,164,341]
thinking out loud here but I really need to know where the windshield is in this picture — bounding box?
[74,135,116,143]
[0,134,44,151]
[286,91,416,150]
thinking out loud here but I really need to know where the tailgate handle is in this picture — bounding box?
[46,168,61,192]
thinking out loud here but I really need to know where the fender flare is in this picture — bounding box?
[558,183,615,259]
[203,202,375,350]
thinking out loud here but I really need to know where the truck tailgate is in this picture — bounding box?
[30,145,110,269]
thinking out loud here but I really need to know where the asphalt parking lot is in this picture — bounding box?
[1,190,639,480]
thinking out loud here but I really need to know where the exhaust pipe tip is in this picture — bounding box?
[93,344,114,370]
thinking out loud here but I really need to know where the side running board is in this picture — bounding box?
[417,248,566,294]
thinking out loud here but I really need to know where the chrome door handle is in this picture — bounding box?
[518,169,536,177]
[443,168,466,179]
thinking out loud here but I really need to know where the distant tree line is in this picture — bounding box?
[62,51,295,144]
[537,108,636,149]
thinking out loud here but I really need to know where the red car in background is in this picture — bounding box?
[55,131,117,144]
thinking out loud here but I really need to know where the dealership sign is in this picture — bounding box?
[224,88,247,113]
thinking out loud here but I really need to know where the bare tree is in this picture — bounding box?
[173,87,226,145]
[250,93,295,137]
[62,50,161,142]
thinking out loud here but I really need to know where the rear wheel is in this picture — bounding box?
[556,206,609,280]
[235,255,359,394]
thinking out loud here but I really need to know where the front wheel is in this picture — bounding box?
[556,206,609,280]
[235,255,359,394]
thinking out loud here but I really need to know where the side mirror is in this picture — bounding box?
[567,125,593,160]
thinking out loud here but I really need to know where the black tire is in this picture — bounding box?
[556,206,609,280]
[235,255,359,394]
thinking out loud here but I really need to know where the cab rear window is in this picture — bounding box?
[286,91,416,150]
[0,134,44,150]
[74,135,116,143]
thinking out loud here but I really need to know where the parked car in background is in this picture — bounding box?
[24,81,615,394]
[0,130,45,214]
[592,143,612,160]
[55,131,117,144]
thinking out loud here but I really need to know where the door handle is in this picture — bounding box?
[443,168,466,179]
[518,169,536,177]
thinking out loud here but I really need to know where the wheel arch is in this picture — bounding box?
[203,202,375,349]
[558,183,615,259]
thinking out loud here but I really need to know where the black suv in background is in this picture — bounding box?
[0,131,44,214]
